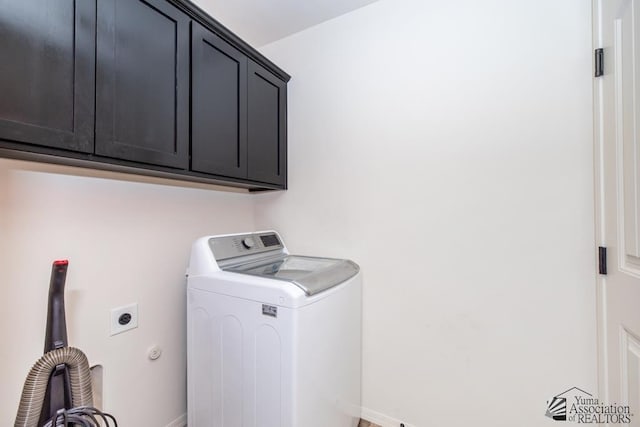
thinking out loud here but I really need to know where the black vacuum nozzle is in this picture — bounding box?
[44,260,69,353]
[39,260,73,426]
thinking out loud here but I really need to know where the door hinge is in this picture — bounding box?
[598,246,607,275]
[595,48,604,77]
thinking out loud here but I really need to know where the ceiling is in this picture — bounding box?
[192,0,381,47]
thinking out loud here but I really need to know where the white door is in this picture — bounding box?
[595,0,640,421]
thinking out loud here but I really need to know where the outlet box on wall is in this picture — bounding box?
[110,303,138,335]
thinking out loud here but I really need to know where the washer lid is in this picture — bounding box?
[224,255,359,296]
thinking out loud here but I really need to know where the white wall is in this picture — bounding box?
[0,158,255,425]
[256,0,596,425]
[0,1,596,425]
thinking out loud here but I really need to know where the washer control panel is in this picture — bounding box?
[209,232,284,262]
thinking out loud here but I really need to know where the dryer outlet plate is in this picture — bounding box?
[110,303,138,336]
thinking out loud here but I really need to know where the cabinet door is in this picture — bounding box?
[96,0,189,169]
[247,61,287,186]
[0,0,95,152]
[191,22,247,178]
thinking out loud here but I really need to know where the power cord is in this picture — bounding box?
[43,406,117,427]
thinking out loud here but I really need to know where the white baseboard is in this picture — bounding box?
[361,407,416,427]
[168,409,413,427]
[165,413,187,427]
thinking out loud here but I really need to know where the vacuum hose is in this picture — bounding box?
[14,347,93,427]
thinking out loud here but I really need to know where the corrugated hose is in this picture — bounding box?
[14,347,94,427]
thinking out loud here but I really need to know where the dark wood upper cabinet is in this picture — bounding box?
[0,0,95,153]
[0,0,289,190]
[248,61,287,187]
[192,27,287,187]
[191,22,248,179]
[95,0,189,169]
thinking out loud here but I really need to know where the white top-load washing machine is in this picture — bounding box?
[187,231,362,427]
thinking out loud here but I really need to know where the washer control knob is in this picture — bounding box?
[242,237,255,249]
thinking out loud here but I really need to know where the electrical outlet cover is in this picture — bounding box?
[110,303,138,336]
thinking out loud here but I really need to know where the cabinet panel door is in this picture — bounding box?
[0,0,95,152]
[247,61,287,186]
[191,22,247,178]
[96,0,189,169]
